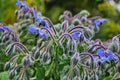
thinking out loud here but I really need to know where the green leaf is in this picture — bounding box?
[59,57,70,70]
[17,54,26,64]
[103,76,112,80]
[36,66,45,80]
[0,71,9,80]
[55,45,64,56]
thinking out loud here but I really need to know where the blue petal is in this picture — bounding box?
[107,55,113,60]
[94,19,108,26]
[16,0,21,6]
[33,11,37,19]
[0,27,4,31]
[72,32,81,39]
[113,56,119,61]
[28,26,37,33]
[38,30,48,41]
[3,26,12,31]
[94,20,101,26]
[21,3,29,11]
[107,50,113,56]
[0,26,11,31]
[102,19,108,23]
[97,49,105,58]
[100,59,106,63]
[41,20,50,29]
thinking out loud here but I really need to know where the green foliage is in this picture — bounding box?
[0,71,9,80]
[0,0,120,79]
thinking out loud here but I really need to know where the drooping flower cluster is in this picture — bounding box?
[0,0,120,80]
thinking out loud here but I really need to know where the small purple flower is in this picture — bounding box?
[37,29,48,41]
[28,26,37,33]
[33,11,38,20]
[32,10,42,21]
[0,26,12,31]
[72,32,81,39]
[94,19,108,26]
[40,20,50,29]
[16,0,29,11]
[97,49,105,58]
[28,26,48,41]
[32,10,50,29]
[16,0,21,6]
[21,3,29,11]
[22,54,32,68]
[100,59,106,63]
[106,50,119,61]
[71,52,80,66]
[106,50,113,60]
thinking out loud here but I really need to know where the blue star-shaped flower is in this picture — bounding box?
[97,49,105,58]
[106,50,114,60]
[32,10,50,29]
[28,26,37,33]
[16,0,21,6]
[0,26,12,31]
[72,32,81,39]
[16,0,29,11]
[94,19,108,26]
[28,26,48,41]
[106,50,119,61]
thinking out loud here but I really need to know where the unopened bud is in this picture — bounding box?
[34,50,40,60]
[108,41,119,52]
[37,39,44,47]
[24,12,32,19]
[71,52,80,66]
[9,70,15,80]
[31,47,37,55]
[79,34,85,42]
[22,54,32,67]
[5,43,15,56]
[59,15,65,22]
[15,10,19,16]
[4,62,11,71]
[79,10,90,17]
[42,53,51,64]
[67,39,77,56]
[94,26,100,33]
[84,27,94,39]
[72,19,81,26]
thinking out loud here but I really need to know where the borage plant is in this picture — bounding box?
[0,0,120,80]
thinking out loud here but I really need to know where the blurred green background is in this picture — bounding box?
[0,0,120,40]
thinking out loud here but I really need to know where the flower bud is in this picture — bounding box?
[9,70,15,80]
[84,27,94,39]
[67,39,77,56]
[94,25,100,33]
[72,19,81,26]
[37,39,44,47]
[118,64,120,73]
[1,34,10,43]
[42,52,51,64]
[108,41,119,52]
[4,62,11,71]
[5,43,15,56]
[22,54,32,67]
[24,12,32,19]
[71,52,80,66]
[59,15,65,22]
[79,34,85,42]
[15,10,19,16]
[34,50,40,60]
[54,23,61,31]
[79,10,90,17]
[31,47,37,55]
